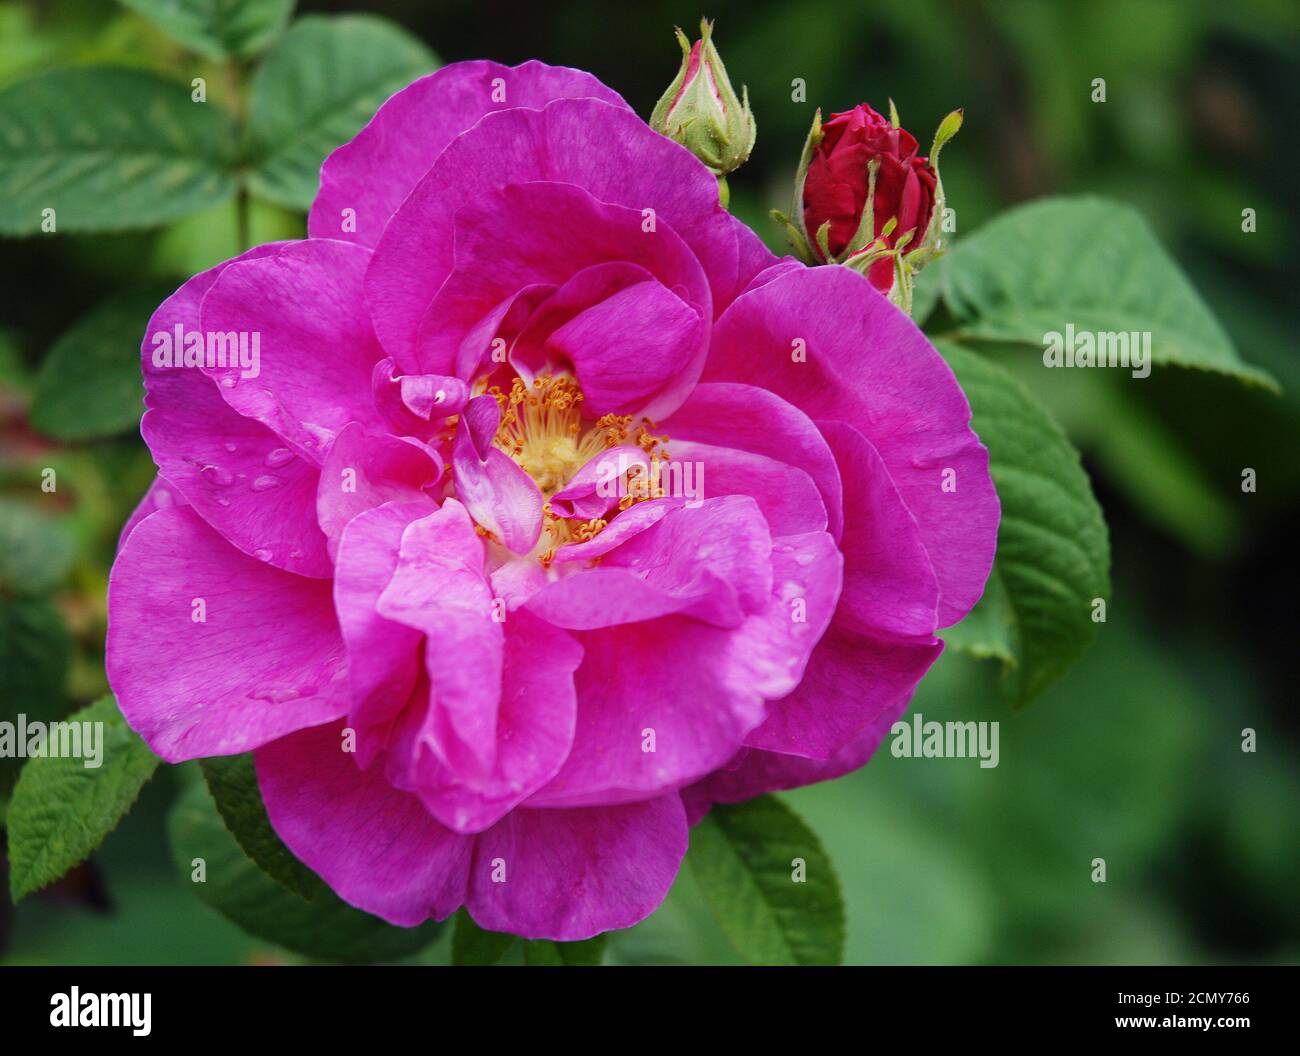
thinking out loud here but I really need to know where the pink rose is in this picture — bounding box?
[109,61,998,940]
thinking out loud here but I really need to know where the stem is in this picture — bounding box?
[235,186,251,253]
[717,175,730,210]
[227,59,251,251]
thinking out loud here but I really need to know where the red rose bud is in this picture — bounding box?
[650,19,756,187]
[774,102,962,314]
[805,104,934,265]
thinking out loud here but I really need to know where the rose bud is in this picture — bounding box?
[650,18,756,194]
[773,102,962,314]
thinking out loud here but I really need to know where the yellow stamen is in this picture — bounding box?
[484,372,673,563]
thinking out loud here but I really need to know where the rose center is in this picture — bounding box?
[487,374,601,495]
[481,373,672,562]
[486,374,668,495]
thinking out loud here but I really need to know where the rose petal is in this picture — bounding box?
[376,500,502,778]
[141,242,332,577]
[257,721,471,927]
[309,60,630,247]
[742,622,942,759]
[411,182,709,418]
[108,507,348,761]
[683,702,905,823]
[529,495,772,630]
[366,99,736,366]
[201,239,388,462]
[452,402,544,554]
[817,419,940,641]
[371,357,468,440]
[466,795,687,941]
[117,475,188,552]
[389,609,583,834]
[547,445,649,520]
[317,422,442,559]
[667,438,826,536]
[333,500,434,767]
[705,265,998,626]
[660,382,844,541]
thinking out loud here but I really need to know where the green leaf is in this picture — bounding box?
[120,0,295,60]
[7,696,160,901]
[523,934,607,966]
[969,352,1239,556]
[0,597,71,803]
[29,289,170,441]
[200,753,326,901]
[937,340,1111,704]
[688,795,844,965]
[168,781,441,963]
[451,910,517,966]
[0,66,239,235]
[935,196,1277,390]
[0,499,75,594]
[247,15,437,210]
[938,565,1015,667]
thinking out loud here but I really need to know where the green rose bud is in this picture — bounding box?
[650,18,756,183]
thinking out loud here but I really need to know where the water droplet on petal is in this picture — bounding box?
[220,376,237,389]
[251,685,300,703]
[223,441,238,453]
[201,464,234,486]
[251,475,281,491]
[265,447,295,468]
[302,423,333,449]
[253,548,273,562]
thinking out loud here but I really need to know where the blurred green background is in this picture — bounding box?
[0,0,1296,965]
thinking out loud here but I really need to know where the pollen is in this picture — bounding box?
[488,375,601,494]
[486,372,672,563]
[488,373,670,495]
[574,517,607,541]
